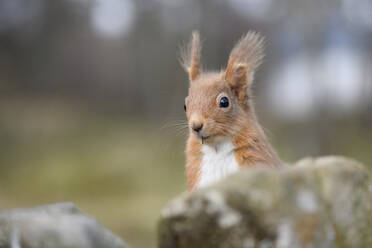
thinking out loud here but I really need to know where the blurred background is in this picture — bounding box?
[0,0,371,247]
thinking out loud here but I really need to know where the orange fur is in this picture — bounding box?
[181,31,283,191]
[232,108,282,168]
[185,136,202,191]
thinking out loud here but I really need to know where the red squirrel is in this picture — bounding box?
[181,31,283,191]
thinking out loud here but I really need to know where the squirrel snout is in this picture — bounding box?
[191,122,203,133]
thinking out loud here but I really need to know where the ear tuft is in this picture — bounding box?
[180,31,202,81]
[225,31,265,86]
[225,31,264,105]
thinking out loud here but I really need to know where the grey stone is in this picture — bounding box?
[0,202,128,248]
[158,156,372,248]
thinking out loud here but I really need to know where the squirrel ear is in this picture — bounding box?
[225,31,264,103]
[181,31,202,82]
[225,63,249,104]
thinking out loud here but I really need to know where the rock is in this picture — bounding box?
[158,156,372,248]
[0,202,128,248]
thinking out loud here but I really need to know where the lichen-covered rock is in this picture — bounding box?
[0,202,128,248]
[158,156,372,248]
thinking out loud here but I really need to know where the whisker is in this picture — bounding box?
[161,120,188,130]
[161,117,190,139]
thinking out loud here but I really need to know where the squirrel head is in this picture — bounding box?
[181,31,265,144]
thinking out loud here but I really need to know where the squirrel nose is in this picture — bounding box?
[192,123,203,133]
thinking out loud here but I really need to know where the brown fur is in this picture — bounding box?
[182,31,283,191]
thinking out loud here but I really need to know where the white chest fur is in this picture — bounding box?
[197,141,239,189]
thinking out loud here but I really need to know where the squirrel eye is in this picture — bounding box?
[219,97,229,108]
[184,103,187,112]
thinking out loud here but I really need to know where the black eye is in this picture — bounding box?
[219,97,229,108]
[184,104,187,112]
